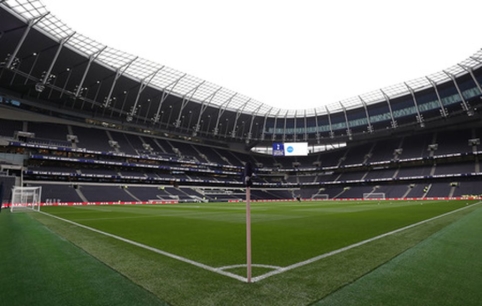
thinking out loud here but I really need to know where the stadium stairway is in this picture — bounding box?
[75,187,88,202]
[123,188,141,202]
[448,185,456,198]
[333,188,347,199]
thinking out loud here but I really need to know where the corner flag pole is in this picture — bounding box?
[246,185,252,283]
[244,161,253,283]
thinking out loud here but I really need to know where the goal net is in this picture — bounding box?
[10,186,42,212]
[313,194,329,200]
[363,192,385,200]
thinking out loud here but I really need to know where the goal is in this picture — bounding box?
[363,192,385,200]
[10,186,42,212]
[313,194,329,200]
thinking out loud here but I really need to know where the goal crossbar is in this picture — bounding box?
[10,186,42,212]
[313,194,329,200]
[363,192,385,200]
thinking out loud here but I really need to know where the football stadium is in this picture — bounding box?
[1,1,482,305]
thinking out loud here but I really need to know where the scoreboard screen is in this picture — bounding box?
[272,142,308,156]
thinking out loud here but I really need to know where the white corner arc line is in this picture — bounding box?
[251,201,482,282]
[217,264,282,271]
[37,202,481,284]
[38,211,247,282]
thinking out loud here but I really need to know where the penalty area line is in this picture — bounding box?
[251,201,482,282]
[37,211,247,283]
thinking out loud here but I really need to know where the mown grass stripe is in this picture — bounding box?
[38,210,248,282]
[39,201,481,285]
[0,211,168,306]
[30,200,480,305]
[252,201,482,282]
[313,206,482,305]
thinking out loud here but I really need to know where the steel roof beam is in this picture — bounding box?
[425,76,448,118]
[246,104,263,143]
[282,110,289,141]
[37,31,75,92]
[198,87,222,116]
[380,89,398,129]
[6,12,49,69]
[260,106,273,141]
[458,64,482,97]
[193,87,222,135]
[22,50,39,85]
[127,66,164,121]
[5,3,482,121]
[90,79,103,110]
[151,74,186,124]
[104,56,138,108]
[442,70,473,116]
[470,56,482,64]
[270,109,282,141]
[324,106,334,138]
[231,98,250,138]
[404,83,424,127]
[75,46,106,98]
[174,81,205,128]
[359,96,373,133]
[213,93,237,136]
[292,111,297,141]
[339,102,352,138]
[314,108,320,143]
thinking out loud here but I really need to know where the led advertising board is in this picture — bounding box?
[272,142,308,156]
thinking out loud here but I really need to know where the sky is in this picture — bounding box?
[40,0,482,110]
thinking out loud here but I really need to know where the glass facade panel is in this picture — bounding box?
[267,81,481,135]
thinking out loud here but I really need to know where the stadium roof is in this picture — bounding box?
[2,0,482,117]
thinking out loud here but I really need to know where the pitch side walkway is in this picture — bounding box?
[313,207,482,306]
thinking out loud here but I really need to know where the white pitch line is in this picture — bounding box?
[37,201,481,284]
[38,211,247,282]
[217,264,282,271]
[251,201,482,282]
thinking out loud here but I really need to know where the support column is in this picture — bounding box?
[6,13,49,69]
[426,77,448,118]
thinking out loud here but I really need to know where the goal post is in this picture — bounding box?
[363,192,385,200]
[10,186,42,212]
[313,194,329,200]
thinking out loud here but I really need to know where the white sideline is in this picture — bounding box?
[38,201,481,284]
[38,211,247,282]
[251,201,482,282]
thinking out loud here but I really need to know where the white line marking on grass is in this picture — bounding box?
[73,215,164,222]
[38,201,481,284]
[38,211,248,283]
[251,201,482,282]
[217,264,282,271]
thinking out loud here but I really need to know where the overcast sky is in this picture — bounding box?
[41,0,482,110]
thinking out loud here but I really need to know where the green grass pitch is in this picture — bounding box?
[39,200,472,271]
[2,199,481,305]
